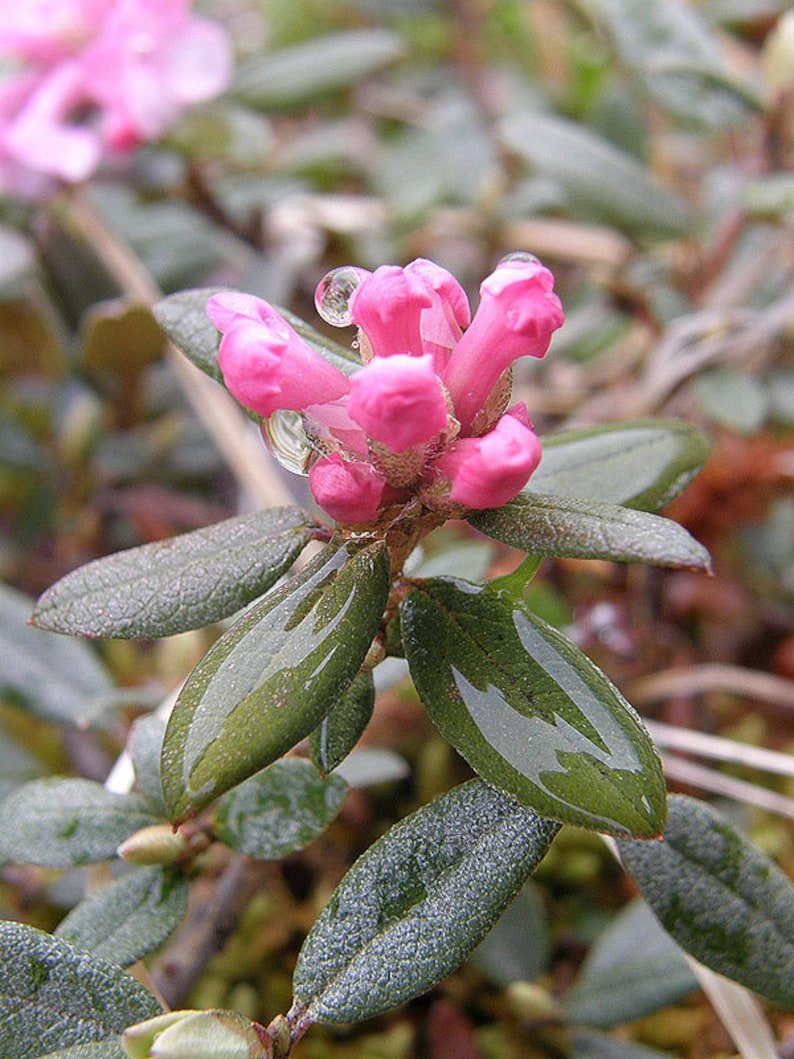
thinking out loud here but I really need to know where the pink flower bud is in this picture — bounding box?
[207,293,350,418]
[349,265,433,358]
[348,354,448,453]
[404,258,471,370]
[435,411,542,509]
[442,258,564,432]
[309,453,386,524]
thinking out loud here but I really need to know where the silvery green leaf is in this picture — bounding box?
[293,779,559,1023]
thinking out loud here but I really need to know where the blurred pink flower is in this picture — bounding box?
[209,255,563,524]
[0,0,231,197]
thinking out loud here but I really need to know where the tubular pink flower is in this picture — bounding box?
[404,258,470,370]
[349,265,433,358]
[207,293,350,418]
[348,354,448,453]
[435,411,542,510]
[309,454,386,524]
[441,258,564,432]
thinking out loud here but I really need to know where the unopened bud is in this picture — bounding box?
[118,824,188,866]
[123,1009,272,1059]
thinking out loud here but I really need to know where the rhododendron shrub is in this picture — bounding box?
[22,250,742,1056]
[0,0,231,196]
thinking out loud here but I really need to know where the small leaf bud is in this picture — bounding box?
[117,824,188,866]
[123,1009,272,1059]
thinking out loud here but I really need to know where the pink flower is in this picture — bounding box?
[348,354,448,452]
[208,293,350,418]
[308,454,386,524]
[0,1,110,64]
[434,411,543,509]
[349,265,433,359]
[442,258,564,432]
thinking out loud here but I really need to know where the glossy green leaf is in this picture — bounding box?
[231,29,404,109]
[400,578,666,837]
[153,289,358,394]
[500,111,689,237]
[0,779,161,867]
[470,493,711,571]
[32,508,314,640]
[162,540,390,821]
[530,421,711,512]
[563,899,698,1027]
[215,758,348,860]
[619,795,794,1008]
[0,583,114,727]
[55,867,187,967]
[310,669,375,775]
[292,779,560,1023]
[0,921,162,1058]
[570,1031,671,1059]
[577,0,759,128]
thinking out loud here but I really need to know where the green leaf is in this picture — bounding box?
[500,111,689,237]
[292,779,560,1023]
[694,368,769,434]
[168,101,273,165]
[470,493,711,571]
[471,881,551,987]
[153,289,358,396]
[40,1043,125,1058]
[231,29,404,109]
[618,794,794,1008]
[309,669,375,775]
[563,898,698,1027]
[55,868,188,967]
[32,508,314,640]
[0,582,114,727]
[570,1030,672,1059]
[0,921,162,1058]
[162,540,390,821]
[400,578,666,837]
[129,714,167,813]
[215,759,348,860]
[0,779,161,867]
[530,421,711,511]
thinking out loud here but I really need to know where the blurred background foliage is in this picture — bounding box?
[1,0,793,1056]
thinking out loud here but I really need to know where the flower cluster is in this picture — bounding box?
[0,0,232,199]
[208,255,564,525]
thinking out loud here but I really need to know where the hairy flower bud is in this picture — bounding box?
[348,354,448,453]
[308,453,386,524]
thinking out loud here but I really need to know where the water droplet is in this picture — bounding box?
[499,251,541,266]
[261,411,315,476]
[315,267,365,327]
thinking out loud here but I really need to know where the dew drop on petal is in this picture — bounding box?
[498,250,541,266]
[261,411,314,476]
[315,266,365,327]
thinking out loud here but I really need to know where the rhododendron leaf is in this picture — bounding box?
[292,779,559,1023]
[400,578,666,836]
[215,759,349,860]
[154,289,358,400]
[618,795,794,1008]
[32,508,314,640]
[500,111,689,237]
[529,420,710,511]
[562,899,698,1028]
[0,779,161,867]
[310,669,376,775]
[231,29,404,109]
[470,494,711,571]
[0,921,162,1058]
[162,540,390,822]
[55,868,188,968]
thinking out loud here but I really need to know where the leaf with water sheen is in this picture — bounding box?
[529,420,710,512]
[400,578,666,837]
[0,583,114,727]
[619,794,794,1008]
[470,493,711,571]
[162,540,390,821]
[0,778,161,867]
[0,921,162,1059]
[310,669,375,775]
[215,758,348,860]
[563,898,697,1027]
[32,508,314,640]
[55,868,188,967]
[293,779,560,1023]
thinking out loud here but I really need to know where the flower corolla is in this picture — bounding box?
[207,254,564,525]
[0,0,232,198]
